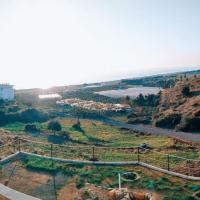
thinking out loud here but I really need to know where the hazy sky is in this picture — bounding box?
[0,0,200,89]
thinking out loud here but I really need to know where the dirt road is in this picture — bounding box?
[102,118,200,142]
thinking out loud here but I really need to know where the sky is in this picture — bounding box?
[0,0,200,89]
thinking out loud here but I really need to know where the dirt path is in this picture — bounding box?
[101,118,200,142]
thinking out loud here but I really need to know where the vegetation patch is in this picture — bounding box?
[154,113,182,129]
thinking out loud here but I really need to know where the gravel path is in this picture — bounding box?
[102,118,200,142]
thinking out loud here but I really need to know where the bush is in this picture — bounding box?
[177,116,200,132]
[48,120,62,131]
[0,111,8,125]
[72,119,85,133]
[18,108,49,123]
[0,108,49,126]
[163,195,195,200]
[133,93,160,107]
[182,86,190,97]
[24,124,39,132]
[76,177,85,189]
[128,117,151,124]
[154,113,182,129]
[72,120,81,129]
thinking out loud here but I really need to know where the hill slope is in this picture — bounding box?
[154,76,200,132]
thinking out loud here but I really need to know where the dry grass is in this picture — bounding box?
[159,76,200,117]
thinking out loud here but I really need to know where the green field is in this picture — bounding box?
[17,156,200,200]
[3,118,199,160]
[1,118,200,199]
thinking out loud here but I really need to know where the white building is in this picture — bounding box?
[0,84,14,100]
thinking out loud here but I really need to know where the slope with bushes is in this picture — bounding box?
[154,76,200,132]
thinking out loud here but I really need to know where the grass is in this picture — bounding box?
[59,118,172,147]
[1,122,26,132]
[1,122,47,132]
[4,118,198,163]
[1,117,200,199]
[20,156,200,199]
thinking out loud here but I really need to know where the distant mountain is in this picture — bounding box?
[16,69,200,93]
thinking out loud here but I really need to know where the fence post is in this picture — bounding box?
[50,143,57,200]
[18,138,21,152]
[137,147,140,163]
[167,154,170,171]
[92,146,95,161]
[50,144,53,159]
[0,164,2,177]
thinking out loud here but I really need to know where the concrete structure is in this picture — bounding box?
[0,183,41,200]
[0,84,14,101]
[18,151,200,181]
[0,153,41,200]
[0,150,199,199]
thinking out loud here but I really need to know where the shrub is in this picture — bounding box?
[154,113,182,129]
[133,93,160,107]
[0,108,49,126]
[72,120,81,129]
[177,116,200,132]
[48,120,62,131]
[24,124,39,132]
[18,108,49,123]
[0,111,7,125]
[72,119,84,133]
[182,86,190,97]
[76,177,85,189]
[128,117,151,124]
[163,195,195,200]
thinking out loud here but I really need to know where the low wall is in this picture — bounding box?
[0,183,41,200]
[0,152,21,166]
[19,151,200,181]
[0,150,200,199]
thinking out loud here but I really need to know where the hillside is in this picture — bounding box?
[122,69,200,88]
[154,75,200,132]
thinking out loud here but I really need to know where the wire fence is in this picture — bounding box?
[1,138,200,178]
[0,142,16,159]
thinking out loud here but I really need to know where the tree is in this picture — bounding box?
[72,118,85,133]
[182,86,190,97]
[125,95,132,106]
[125,95,130,102]
[24,124,38,132]
[134,94,145,106]
[19,108,49,123]
[48,120,62,131]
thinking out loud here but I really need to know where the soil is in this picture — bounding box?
[0,162,198,200]
[57,176,80,200]
[172,161,200,177]
[0,195,10,200]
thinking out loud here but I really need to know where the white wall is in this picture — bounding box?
[0,85,14,100]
